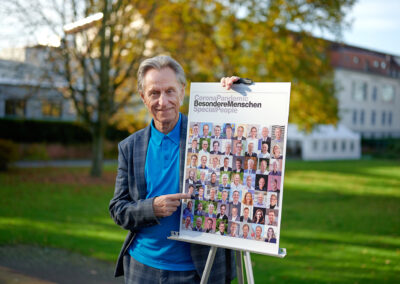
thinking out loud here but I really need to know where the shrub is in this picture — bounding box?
[0,139,18,171]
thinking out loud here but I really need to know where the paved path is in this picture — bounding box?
[0,245,123,284]
[13,160,118,168]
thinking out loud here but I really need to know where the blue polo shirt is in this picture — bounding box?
[129,114,195,271]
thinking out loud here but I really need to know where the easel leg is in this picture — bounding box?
[235,251,244,284]
[200,246,218,284]
[244,251,254,284]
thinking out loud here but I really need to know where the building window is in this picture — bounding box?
[352,110,357,125]
[381,62,386,69]
[312,140,318,151]
[360,110,365,125]
[372,86,377,101]
[42,100,62,118]
[382,111,386,125]
[371,110,376,125]
[323,141,328,152]
[382,85,395,102]
[350,141,354,151]
[332,141,337,152]
[353,56,359,64]
[352,81,367,101]
[5,99,26,117]
[341,141,346,151]
[388,112,393,126]
[373,60,379,68]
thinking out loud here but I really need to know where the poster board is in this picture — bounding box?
[176,82,290,257]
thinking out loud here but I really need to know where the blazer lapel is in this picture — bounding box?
[179,114,188,193]
[134,125,151,200]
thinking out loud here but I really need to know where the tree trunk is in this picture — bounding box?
[90,125,105,177]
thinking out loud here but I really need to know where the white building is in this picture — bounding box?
[331,43,400,138]
[287,124,361,160]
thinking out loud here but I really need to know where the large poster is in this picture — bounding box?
[177,82,290,256]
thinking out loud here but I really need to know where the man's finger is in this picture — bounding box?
[167,193,191,200]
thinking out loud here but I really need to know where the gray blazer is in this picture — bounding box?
[109,114,235,283]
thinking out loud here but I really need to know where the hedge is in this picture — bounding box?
[362,138,400,159]
[0,118,130,144]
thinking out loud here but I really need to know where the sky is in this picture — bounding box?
[0,0,399,57]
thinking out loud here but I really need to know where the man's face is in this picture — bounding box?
[225,143,231,153]
[226,127,232,138]
[244,208,249,218]
[237,127,243,137]
[207,219,213,229]
[231,223,237,234]
[203,125,209,136]
[270,195,277,206]
[210,189,215,199]
[220,205,226,215]
[185,217,191,226]
[219,222,225,232]
[248,143,254,153]
[208,204,214,214]
[224,158,229,167]
[258,193,264,204]
[268,211,275,222]
[236,143,242,154]
[256,226,262,237]
[233,191,239,202]
[193,125,199,135]
[259,178,265,188]
[212,158,218,167]
[247,160,253,170]
[222,191,228,201]
[260,160,267,171]
[201,156,207,166]
[262,127,269,138]
[196,218,202,227]
[141,68,184,128]
[262,143,268,153]
[235,160,241,170]
[232,207,238,217]
[188,186,194,195]
[214,126,221,137]
[200,172,206,181]
[213,142,219,152]
[187,202,192,210]
[189,170,195,179]
[275,127,281,139]
[246,176,252,187]
[199,187,204,195]
[251,127,257,138]
[197,203,203,210]
[191,155,197,166]
[211,173,217,183]
[243,225,249,235]
[222,176,228,185]
[202,141,208,151]
[192,140,197,149]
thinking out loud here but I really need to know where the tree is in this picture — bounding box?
[4,0,164,176]
[3,0,355,176]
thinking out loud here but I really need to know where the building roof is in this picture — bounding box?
[330,42,400,79]
[288,123,360,140]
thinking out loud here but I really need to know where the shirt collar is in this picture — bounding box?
[150,113,181,146]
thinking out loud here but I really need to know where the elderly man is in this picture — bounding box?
[109,56,237,283]
[258,126,271,150]
[212,125,222,139]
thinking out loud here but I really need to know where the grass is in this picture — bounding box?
[1,160,399,283]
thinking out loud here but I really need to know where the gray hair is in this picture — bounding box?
[137,55,186,93]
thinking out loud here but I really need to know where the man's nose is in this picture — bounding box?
[158,92,169,106]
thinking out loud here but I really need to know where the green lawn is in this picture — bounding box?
[1,160,399,283]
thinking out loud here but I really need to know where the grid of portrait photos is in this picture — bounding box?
[181,122,285,244]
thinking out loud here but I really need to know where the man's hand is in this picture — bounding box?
[153,193,191,217]
[220,76,240,90]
